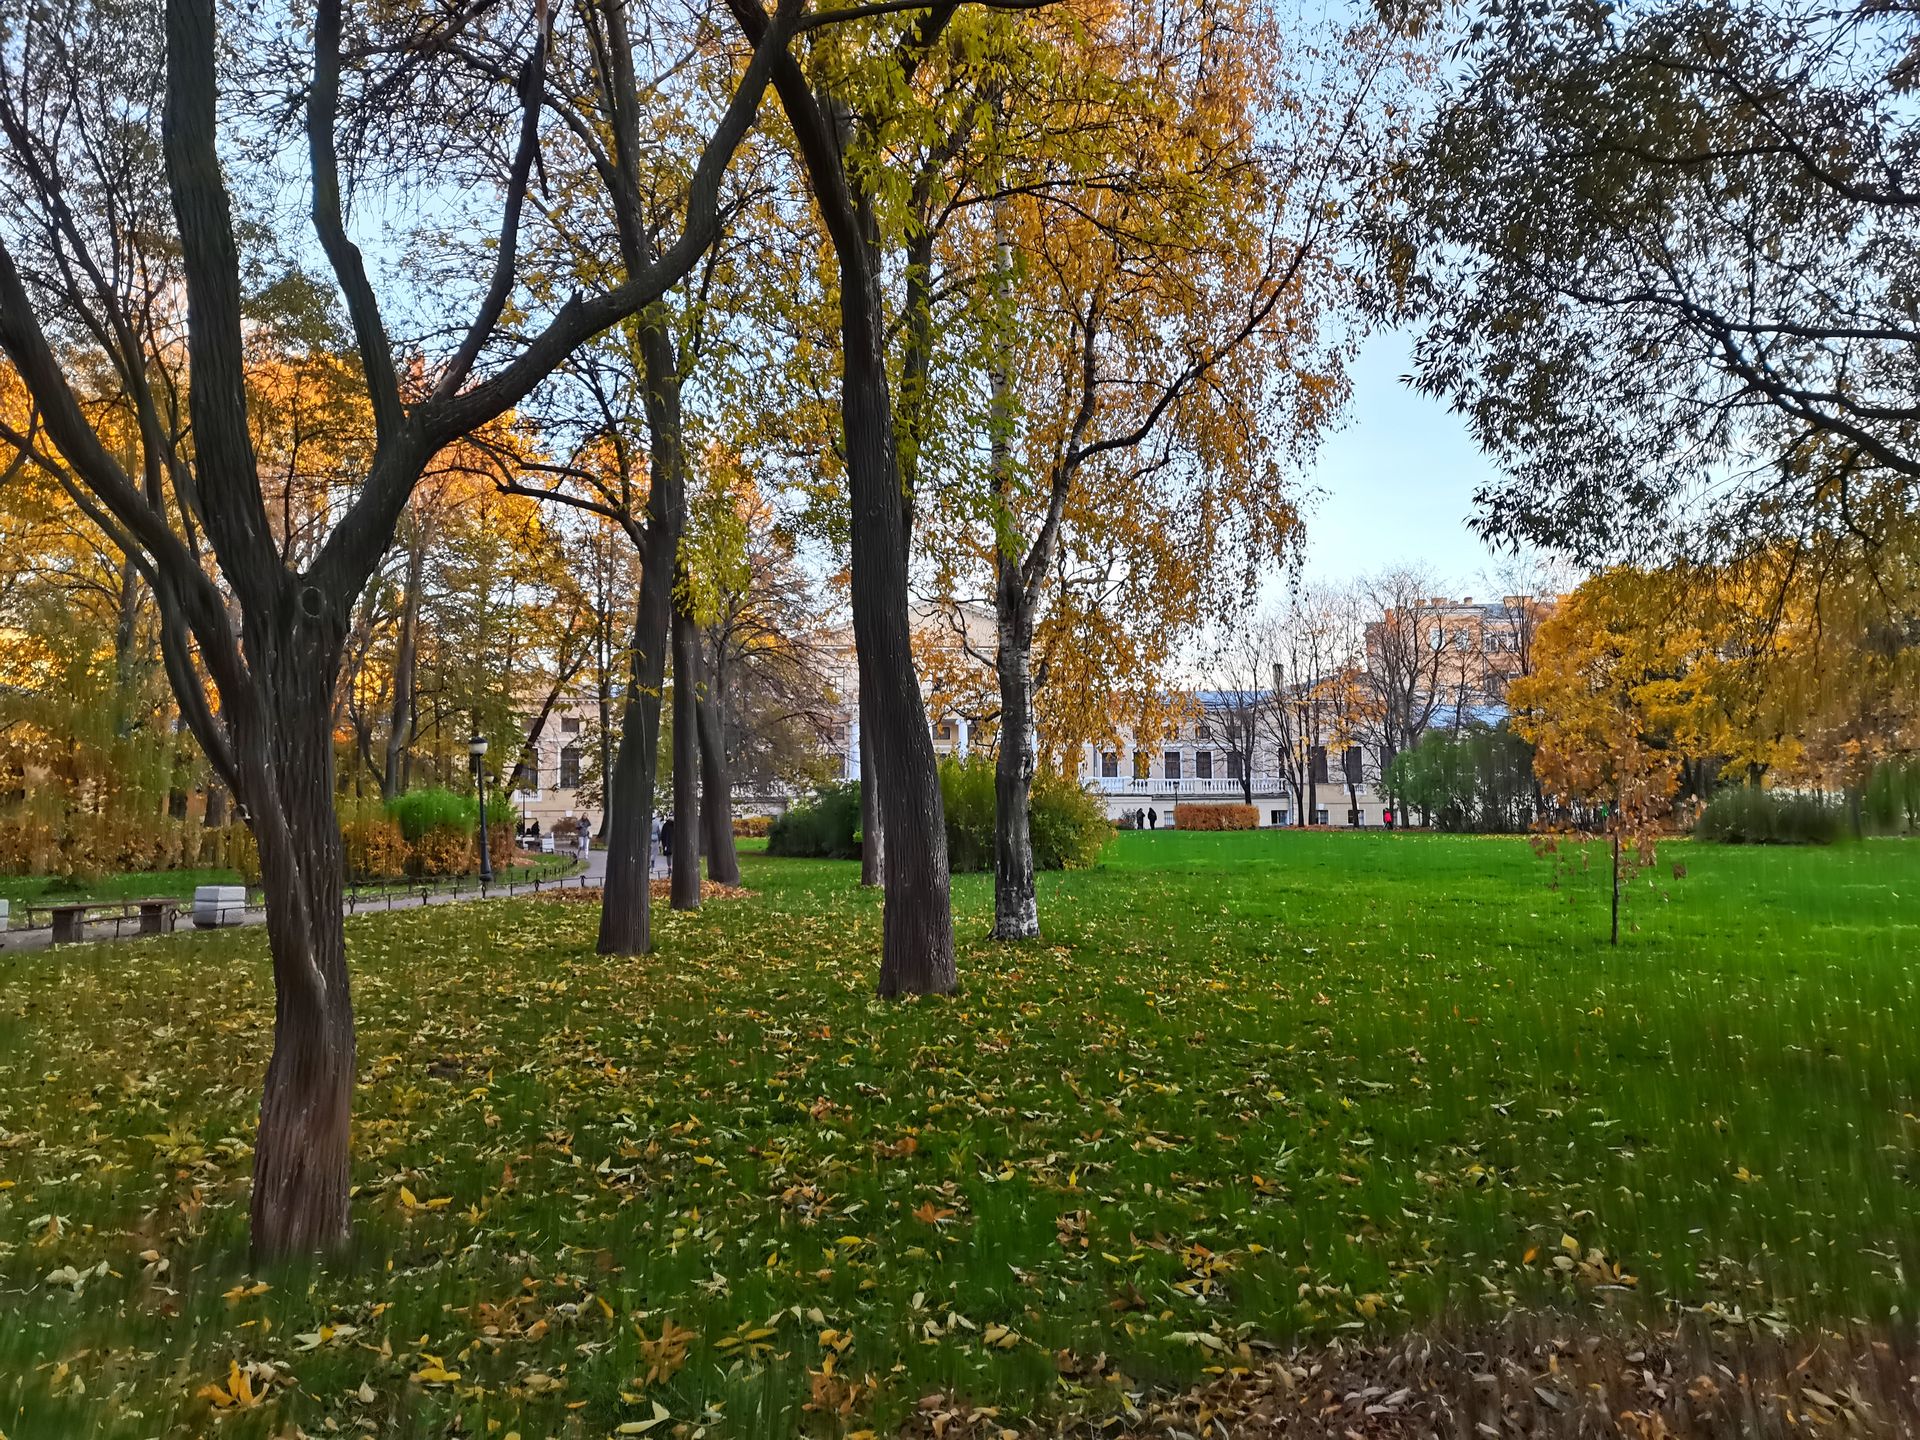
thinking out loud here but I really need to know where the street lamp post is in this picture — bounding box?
[469,731,493,888]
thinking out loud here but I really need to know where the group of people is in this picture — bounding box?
[1133,807,1160,830]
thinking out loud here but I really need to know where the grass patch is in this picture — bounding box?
[0,831,1915,1437]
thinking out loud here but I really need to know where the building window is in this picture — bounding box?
[1101,752,1120,779]
[1348,808,1361,827]
[1227,752,1243,781]
[1315,806,1329,825]
[1197,718,1212,741]
[1310,745,1329,784]
[1133,752,1150,780]
[510,761,536,793]
[1270,809,1285,826]
[1343,745,1363,784]
[561,715,582,735]
[934,720,956,742]
[559,745,582,790]
[1195,750,1213,780]
[1165,751,1183,781]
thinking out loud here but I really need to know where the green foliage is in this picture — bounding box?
[384,788,478,844]
[1693,786,1847,845]
[378,787,513,877]
[2,834,1916,1437]
[938,756,1113,872]
[1863,757,1920,834]
[1388,724,1538,833]
[764,782,862,860]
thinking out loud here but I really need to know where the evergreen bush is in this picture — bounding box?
[1694,786,1848,844]
[765,783,863,859]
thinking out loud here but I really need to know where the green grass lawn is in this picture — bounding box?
[0,831,1915,1438]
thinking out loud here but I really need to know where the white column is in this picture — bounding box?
[955,717,970,757]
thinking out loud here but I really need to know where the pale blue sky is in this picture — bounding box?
[1288,328,1505,594]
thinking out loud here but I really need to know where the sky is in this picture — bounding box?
[1283,328,1508,598]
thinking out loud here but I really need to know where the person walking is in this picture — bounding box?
[1147,807,1158,830]
[659,815,675,863]
[1135,807,1145,830]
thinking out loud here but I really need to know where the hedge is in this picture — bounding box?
[732,814,772,838]
[1174,802,1259,831]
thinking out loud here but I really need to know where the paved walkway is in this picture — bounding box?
[1,846,620,956]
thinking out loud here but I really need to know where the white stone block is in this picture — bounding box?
[192,885,247,929]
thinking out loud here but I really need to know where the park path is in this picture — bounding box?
[0,843,636,956]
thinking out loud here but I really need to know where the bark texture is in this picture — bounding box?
[670,597,702,910]
[597,321,684,953]
[695,643,741,884]
[858,691,884,887]
[992,573,1040,940]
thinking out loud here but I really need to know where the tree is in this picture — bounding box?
[1350,564,1449,815]
[726,0,1037,994]
[1202,619,1281,808]
[916,0,1398,937]
[0,0,798,1256]
[1262,589,1345,826]
[1392,0,1920,582]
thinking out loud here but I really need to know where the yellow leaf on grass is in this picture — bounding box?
[615,1400,672,1433]
[410,1355,461,1385]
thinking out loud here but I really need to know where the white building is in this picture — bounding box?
[1075,695,1394,829]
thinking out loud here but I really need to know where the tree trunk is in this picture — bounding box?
[844,307,952,996]
[598,319,685,955]
[696,637,741,885]
[597,571,669,954]
[1609,832,1621,946]
[243,625,356,1260]
[756,63,950,994]
[670,599,702,911]
[992,568,1040,940]
[858,692,884,887]
[383,534,425,798]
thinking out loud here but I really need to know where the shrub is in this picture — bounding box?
[1695,786,1847,845]
[1173,802,1258,831]
[1025,766,1114,870]
[1864,757,1920,834]
[732,814,772,839]
[227,824,262,885]
[1386,723,1537,833]
[938,756,1114,871]
[938,757,997,873]
[339,797,408,883]
[385,788,477,845]
[766,783,862,859]
[410,825,477,877]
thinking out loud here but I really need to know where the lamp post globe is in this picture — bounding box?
[469,731,492,886]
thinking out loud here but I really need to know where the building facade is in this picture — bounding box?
[1074,699,1394,829]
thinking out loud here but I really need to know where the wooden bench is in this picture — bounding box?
[138,898,178,936]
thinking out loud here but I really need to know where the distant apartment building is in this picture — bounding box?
[1366,593,1558,733]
